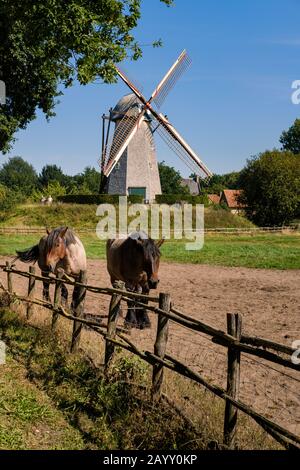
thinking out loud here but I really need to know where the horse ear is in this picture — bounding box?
[59,227,68,239]
[156,238,165,248]
[46,227,50,235]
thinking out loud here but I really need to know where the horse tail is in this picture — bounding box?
[14,245,39,264]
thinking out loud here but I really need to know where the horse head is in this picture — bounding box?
[136,235,164,289]
[45,226,68,273]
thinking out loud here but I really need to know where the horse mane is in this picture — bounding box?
[130,231,161,258]
[141,238,161,258]
[45,227,76,252]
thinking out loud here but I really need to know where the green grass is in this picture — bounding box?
[0,202,255,229]
[0,307,280,450]
[1,232,299,269]
[162,233,300,269]
[0,356,85,450]
[0,308,204,450]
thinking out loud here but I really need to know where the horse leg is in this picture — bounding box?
[124,283,138,329]
[136,284,151,329]
[71,282,79,312]
[124,299,138,328]
[42,271,51,302]
[61,283,68,307]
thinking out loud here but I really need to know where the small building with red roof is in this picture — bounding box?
[208,194,221,205]
[220,189,246,214]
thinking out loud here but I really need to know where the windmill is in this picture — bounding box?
[99,50,212,200]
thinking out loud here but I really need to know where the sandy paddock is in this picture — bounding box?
[0,257,299,436]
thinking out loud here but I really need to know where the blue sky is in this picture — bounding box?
[2,0,300,177]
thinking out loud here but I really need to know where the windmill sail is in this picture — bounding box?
[150,50,192,108]
[103,50,213,183]
[103,105,145,176]
[150,114,212,178]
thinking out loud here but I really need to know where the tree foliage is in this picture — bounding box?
[71,167,100,193]
[0,156,38,196]
[0,0,173,152]
[158,161,189,195]
[280,119,300,155]
[238,150,300,226]
[200,171,240,194]
[38,164,67,187]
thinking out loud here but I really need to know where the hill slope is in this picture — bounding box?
[0,203,255,229]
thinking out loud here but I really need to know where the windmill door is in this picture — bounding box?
[128,187,146,199]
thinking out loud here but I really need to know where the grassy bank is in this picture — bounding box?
[0,202,255,229]
[0,307,279,450]
[0,308,205,450]
[0,232,299,269]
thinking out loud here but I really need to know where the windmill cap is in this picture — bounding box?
[111,93,141,121]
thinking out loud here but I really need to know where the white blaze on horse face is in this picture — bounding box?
[150,257,160,283]
[46,239,66,271]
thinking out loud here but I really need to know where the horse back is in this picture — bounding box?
[106,238,144,285]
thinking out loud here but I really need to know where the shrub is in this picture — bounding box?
[56,194,144,204]
[0,184,25,217]
[155,194,209,205]
[29,181,67,202]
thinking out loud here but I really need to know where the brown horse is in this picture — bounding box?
[15,227,87,305]
[106,231,164,329]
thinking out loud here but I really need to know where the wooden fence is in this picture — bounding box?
[0,225,298,235]
[0,262,299,450]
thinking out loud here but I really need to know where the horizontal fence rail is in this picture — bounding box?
[0,262,299,450]
[0,225,298,235]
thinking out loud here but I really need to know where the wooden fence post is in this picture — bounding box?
[104,280,125,372]
[224,313,242,448]
[6,261,13,293]
[26,266,36,319]
[51,269,63,330]
[152,292,171,402]
[70,270,87,352]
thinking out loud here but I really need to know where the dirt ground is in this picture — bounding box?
[0,256,299,437]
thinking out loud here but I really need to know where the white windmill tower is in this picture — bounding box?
[99,51,212,199]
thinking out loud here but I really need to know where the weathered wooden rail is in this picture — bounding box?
[0,262,299,450]
[0,225,298,235]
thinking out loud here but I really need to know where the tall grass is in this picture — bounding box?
[0,203,254,229]
[0,306,280,450]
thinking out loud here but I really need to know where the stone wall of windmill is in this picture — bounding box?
[106,94,162,202]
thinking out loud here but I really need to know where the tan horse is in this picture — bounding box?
[15,227,87,305]
[106,231,164,329]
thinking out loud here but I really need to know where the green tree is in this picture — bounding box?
[0,0,173,152]
[70,166,100,193]
[158,161,189,194]
[238,150,300,226]
[280,119,300,155]
[0,183,24,217]
[0,156,38,196]
[38,164,67,187]
[81,167,100,193]
[200,171,240,194]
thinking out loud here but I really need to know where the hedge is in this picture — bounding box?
[155,194,209,205]
[56,194,144,204]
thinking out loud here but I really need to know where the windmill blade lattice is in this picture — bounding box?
[151,50,192,108]
[103,104,144,176]
[150,116,212,178]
